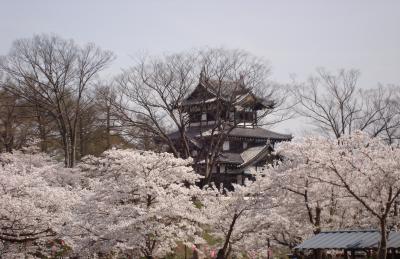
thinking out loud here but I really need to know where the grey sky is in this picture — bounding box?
[1,0,399,134]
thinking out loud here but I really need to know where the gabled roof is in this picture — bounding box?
[217,152,244,164]
[239,145,272,168]
[181,78,274,110]
[200,78,253,99]
[216,145,273,167]
[295,230,400,250]
[234,93,275,110]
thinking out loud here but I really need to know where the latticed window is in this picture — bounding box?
[189,112,202,122]
[223,141,230,151]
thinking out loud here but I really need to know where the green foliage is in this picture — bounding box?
[203,229,222,246]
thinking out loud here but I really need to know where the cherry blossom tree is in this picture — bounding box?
[265,139,368,248]
[202,178,277,259]
[272,132,400,259]
[73,149,207,258]
[0,146,81,257]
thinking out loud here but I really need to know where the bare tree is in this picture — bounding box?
[294,68,400,142]
[0,80,41,152]
[0,88,19,152]
[359,85,400,142]
[115,51,197,157]
[115,48,291,184]
[75,82,132,157]
[0,34,114,167]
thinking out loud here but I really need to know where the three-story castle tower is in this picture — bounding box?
[167,73,292,187]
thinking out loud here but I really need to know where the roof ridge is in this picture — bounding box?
[320,229,379,233]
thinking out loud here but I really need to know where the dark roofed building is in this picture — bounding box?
[295,230,400,259]
[166,73,291,187]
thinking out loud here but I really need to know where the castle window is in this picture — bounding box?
[189,112,201,123]
[201,113,207,121]
[207,112,216,121]
[229,111,234,121]
[223,141,230,151]
[243,142,248,149]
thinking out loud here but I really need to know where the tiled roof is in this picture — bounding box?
[181,80,274,109]
[217,145,272,166]
[228,127,292,141]
[295,230,400,250]
[166,125,290,167]
[181,97,218,106]
[239,145,271,167]
[167,126,292,141]
[240,146,266,163]
[200,79,249,99]
[217,152,244,164]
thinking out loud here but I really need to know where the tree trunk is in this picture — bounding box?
[79,116,85,159]
[205,162,212,185]
[67,124,78,168]
[205,154,219,185]
[68,140,76,168]
[314,206,322,234]
[2,121,14,152]
[378,218,388,259]
[36,109,48,152]
[4,136,13,153]
[217,214,238,259]
[313,249,322,259]
[61,132,69,167]
[106,103,111,150]
[191,248,199,259]
[217,249,225,259]
[39,126,47,153]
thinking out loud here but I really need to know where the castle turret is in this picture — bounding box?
[167,74,291,187]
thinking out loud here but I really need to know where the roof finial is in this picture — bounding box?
[199,65,206,83]
[239,73,245,86]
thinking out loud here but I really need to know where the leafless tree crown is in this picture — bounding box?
[0,34,114,167]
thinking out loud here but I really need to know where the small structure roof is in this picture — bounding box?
[216,145,272,167]
[217,152,244,164]
[295,230,400,250]
[240,145,266,163]
[239,145,272,168]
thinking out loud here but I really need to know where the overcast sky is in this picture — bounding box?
[1,0,399,134]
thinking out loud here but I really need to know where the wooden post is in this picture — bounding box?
[388,248,394,259]
[184,245,187,259]
[314,249,322,259]
[253,109,257,126]
[366,249,371,259]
